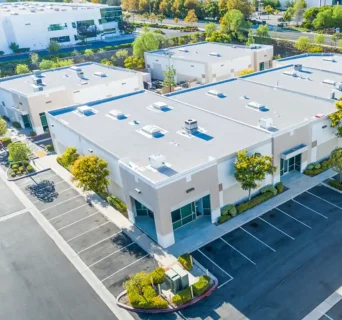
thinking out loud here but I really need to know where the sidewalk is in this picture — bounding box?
[34,155,177,267]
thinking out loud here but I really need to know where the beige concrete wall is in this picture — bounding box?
[316,137,339,161]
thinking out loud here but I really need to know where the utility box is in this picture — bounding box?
[165,268,181,294]
[172,265,189,290]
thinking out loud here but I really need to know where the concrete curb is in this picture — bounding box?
[6,167,50,182]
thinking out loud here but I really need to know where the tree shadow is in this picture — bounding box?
[26,180,59,203]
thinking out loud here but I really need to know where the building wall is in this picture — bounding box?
[253,46,274,71]
[0,8,120,54]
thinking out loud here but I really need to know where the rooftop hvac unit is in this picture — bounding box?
[148,154,166,170]
[322,79,336,86]
[93,71,107,77]
[294,64,302,71]
[249,44,262,49]
[184,119,198,134]
[335,82,342,91]
[142,125,161,135]
[152,101,168,111]
[77,105,93,115]
[209,52,220,57]
[207,89,224,98]
[259,117,273,129]
[32,84,43,92]
[247,101,266,111]
[77,71,84,78]
[32,69,42,76]
[32,77,43,85]
[109,110,124,119]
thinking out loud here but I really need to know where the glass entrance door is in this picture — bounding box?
[280,154,301,176]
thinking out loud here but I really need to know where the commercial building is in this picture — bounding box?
[0,63,146,134]
[47,54,341,248]
[144,42,274,84]
[0,2,122,55]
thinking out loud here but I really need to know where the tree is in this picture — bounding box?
[239,68,254,76]
[39,59,57,70]
[294,36,311,52]
[330,99,342,130]
[283,7,294,22]
[9,42,19,53]
[149,12,157,23]
[184,9,198,25]
[246,28,254,46]
[218,0,228,17]
[205,22,217,38]
[329,148,342,183]
[163,62,176,91]
[0,117,7,136]
[84,49,94,57]
[313,9,334,30]
[30,52,39,66]
[185,0,199,10]
[72,155,110,194]
[206,30,232,43]
[8,142,30,163]
[264,5,274,18]
[220,9,249,40]
[256,24,270,42]
[174,17,179,24]
[57,147,79,169]
[116,49,129,59]
[101,59,114,66]
[314,34,325,45]
[124,56,145,69]
[234,150,277,200]
[157,14,166,24]
[133,31,160,59]
[159,0,168,14]
[292,0,307,25]
[142,12,149,21]
[203,0,219,20]
[227,0,254,19]
[47,41,61,53]
[15,64,30,75]
[339,39,342,49]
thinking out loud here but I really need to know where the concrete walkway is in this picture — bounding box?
[34,155,177,267]
[167,169,337,257]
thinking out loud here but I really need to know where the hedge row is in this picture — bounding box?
[172,287,192,306]
[132,21,198,32]
[304,159,330,177]
[178,253,193,271]
[328,179,342,191]
[237,191,274,214]
[106,195,127,213]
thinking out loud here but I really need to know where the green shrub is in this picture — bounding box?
[276,182,284,194]
[193,275,210,297]
[261,185,277,196]
[221,204,237,217]
[2,115,9,122]
[237,191,274,214]
[106,195,127,213]
[12,121,21,129]
[57,146,79,168]
[218,215,231,224]
[10,172,16,177]
[143,285,157,300]
[29,131,36,137]
[178,253,193,271]
[304,158,330,177]
[149,296,168,309]
[18,166,24,173]
[22,160,29,166]
[307,164,314,170]
[149,267,165,285]
[46,144,54,152]
[314,163,321,169]
[321,159,330,170]
[172,287,192,306]
[328,179,342,191]
[11,164,19,169]
[1,137,11,146]
[26,165,34,173]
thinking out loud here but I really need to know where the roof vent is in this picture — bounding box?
[32,84,43,92]
[207,89,225,98]
[259,118,273,130]
[109,110,125,119]
[70,66,83,72]
[323,57,336,62]
[335,82,342,91]
[149,154,166,170]
[209,52,220,57]
[32,76,43,85]
[294,64,302,71]
[283,70,298,77]
[77,105,94,115]
[142,125,161,136]
[94,71,107,77]
[247,101,269,112]
[322,79,336,86]
[184,119,198,134]
[178,48,189,53]
[77,71,84,79]
[250,44,262,49]
[33,69,42,77]
[152,101,169,111]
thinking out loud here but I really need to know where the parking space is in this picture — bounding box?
[319,300,342,320]
[15,170,158,300]
[187,183,342,320]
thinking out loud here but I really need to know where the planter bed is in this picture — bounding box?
[303,158,330,177]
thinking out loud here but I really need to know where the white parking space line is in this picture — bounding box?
[67,221,111,242]
[101,254,149,282]
[32,187,73,204]
[24,180,65,195]
[306,191,342,210]
[56,211,99,231]
[18,173,57,187]
[275,208,312,229]
[220,237,256,265]
[198,249,234,282]
[292,199,328,219]
[77,231,122,254]
[41,195,81,212]
[218,278,234,289]
[240,227,276,252]
[48,203,88,221]
[88,242,135,268]
[319,311,334,320]
[258,217,295,240]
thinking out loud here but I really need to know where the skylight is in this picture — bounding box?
[247,101,269,112]
[207,90,225,98]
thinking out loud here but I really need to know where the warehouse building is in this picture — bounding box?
[47,57,341,248]
[0,2,122,54]
[0,63,146,134]
[144,42,274,84]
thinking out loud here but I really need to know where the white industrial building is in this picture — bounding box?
[0,2,122,55]
[144,42,274,84]
[0,63,147,134]
[47,54,341,248]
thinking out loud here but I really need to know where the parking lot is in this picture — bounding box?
[183,184,342,320]
[16,170,158,298]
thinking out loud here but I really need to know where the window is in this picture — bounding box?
[259,62,265,71]
[72,22,76,28]
[135,200,154,219]
[22,114,31,129]
[99,7,122,24]
[76,20,97,37]
[171,202,196,230]
[50,36,70,43]
[202,195,211,215]
[39,112,49,132]
[46,101,52,104]
[48,23,67,31]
